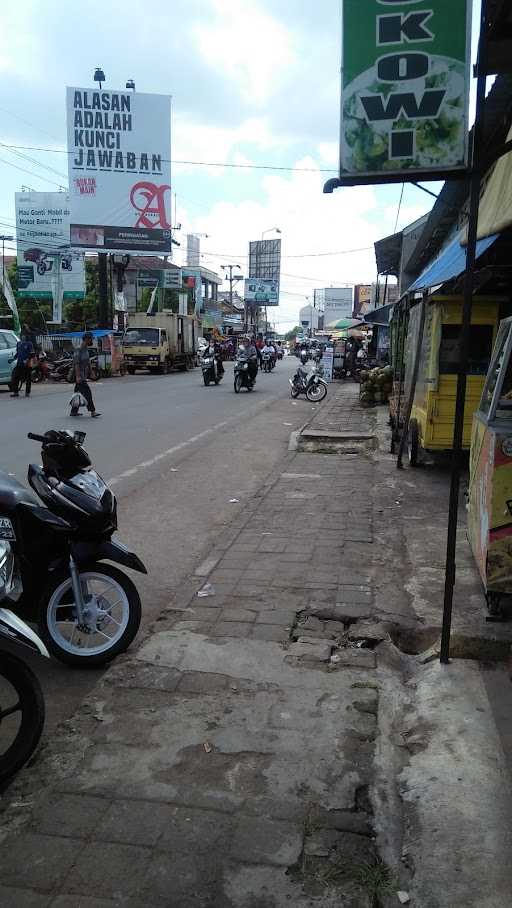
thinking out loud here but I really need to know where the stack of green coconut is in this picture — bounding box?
[359,365,393,407]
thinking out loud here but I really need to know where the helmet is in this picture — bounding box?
[300,350,308,362]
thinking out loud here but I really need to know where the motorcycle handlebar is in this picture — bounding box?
[27,433,46,443]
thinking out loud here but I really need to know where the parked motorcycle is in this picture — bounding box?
[290,356,327,402]
[0,429,146,667]
[49,352,74,382]
[31,352,51,384]
[201,353,223,386]
[234,354,256,393]
[0,541,49,782]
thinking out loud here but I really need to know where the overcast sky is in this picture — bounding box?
[0,0,481,328]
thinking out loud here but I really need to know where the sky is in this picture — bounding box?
[0,0,481,329]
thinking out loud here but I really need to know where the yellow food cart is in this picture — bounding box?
[468,316,512,616]
[393,295,500,465]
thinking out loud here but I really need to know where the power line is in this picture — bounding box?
[0,106,63,143]
[1,143,337,174]
[0,156,64,189]
[0,143,68,181]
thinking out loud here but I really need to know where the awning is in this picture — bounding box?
[473,125,512,241]
[408,233,498,293]
[364,303,394,326]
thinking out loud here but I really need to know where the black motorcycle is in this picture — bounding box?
[234,354,256,393]
[261,351,272,373]
[201,353,223,386]
[0,542,49,783]
[0,429,146,667]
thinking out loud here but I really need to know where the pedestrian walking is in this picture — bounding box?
[72,332,101,418]
[10,329,35,398]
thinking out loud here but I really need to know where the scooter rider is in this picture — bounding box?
[203,341,224,378]
[242,336,258,382]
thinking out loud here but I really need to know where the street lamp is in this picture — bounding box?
[94,67,106,90]
[261,227,281,240]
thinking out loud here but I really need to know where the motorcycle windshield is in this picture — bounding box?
[68,471,107,501]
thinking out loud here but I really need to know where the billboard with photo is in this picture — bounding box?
[244,278,279,306]
[66,87,172,253]
[339,0,471,184]
[248,238,281,306]
[15,191,85,321]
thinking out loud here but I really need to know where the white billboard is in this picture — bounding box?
[66,87,172,254]
[15,191,85,322]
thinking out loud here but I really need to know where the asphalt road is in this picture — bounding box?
[1,356,315,734]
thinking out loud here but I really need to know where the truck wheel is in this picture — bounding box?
[408,419,421,467]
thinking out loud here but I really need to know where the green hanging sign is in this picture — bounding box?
[339,0,472,184]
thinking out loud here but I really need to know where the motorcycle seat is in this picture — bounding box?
[0,471,38,512]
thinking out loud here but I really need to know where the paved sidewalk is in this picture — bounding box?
[2,381,512,906]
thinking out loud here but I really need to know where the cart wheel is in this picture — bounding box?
[486,591,504,617]
[408,419,421,467]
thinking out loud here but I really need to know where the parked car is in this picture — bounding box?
[0,329,19,387]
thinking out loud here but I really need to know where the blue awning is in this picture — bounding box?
[408,233,498,293]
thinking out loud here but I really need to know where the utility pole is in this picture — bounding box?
[221,264,242,308]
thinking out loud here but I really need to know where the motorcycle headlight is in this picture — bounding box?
[501,437,512,457]
[243,363,248,370]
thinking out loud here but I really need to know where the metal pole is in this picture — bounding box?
[98,252,109,328]
[440,0,488,664]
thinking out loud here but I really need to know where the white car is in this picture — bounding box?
[0,329,19,387]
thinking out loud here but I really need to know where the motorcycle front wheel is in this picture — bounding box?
[0,653,45,784]
[234,374,242,393]
[203,374,210,386]
[40,563,141,667]
[290,386,300,399]
[306,382,327,402]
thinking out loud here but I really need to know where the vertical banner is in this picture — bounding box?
[340,0,471,183]
[15,191,85,323]
[66,88,172,253]
[0,259,21,333]
[321,345,334,382]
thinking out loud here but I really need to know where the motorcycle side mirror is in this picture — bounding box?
[73,431,86,444]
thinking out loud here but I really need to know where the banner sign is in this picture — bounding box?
[137,268,181,289]
[66,88,172,253]
[15,192,85,314]
[321,346,334,382]
[248,239,281,305]
[340,0,471,182]
[244,278,279,306]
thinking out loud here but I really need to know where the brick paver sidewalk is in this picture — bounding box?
[0,383,412,907]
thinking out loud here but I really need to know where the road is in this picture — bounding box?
[1,357,313,733]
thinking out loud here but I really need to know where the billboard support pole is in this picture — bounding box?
[98,253,109,328]
[440,0,488,665]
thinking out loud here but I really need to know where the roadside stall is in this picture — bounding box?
[468,316,512,616]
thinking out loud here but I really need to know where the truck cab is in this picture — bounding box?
[122,326,168,375]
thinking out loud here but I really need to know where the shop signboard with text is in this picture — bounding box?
[340,0,471,184]
[66,88,172,253]
[15,191,85,321]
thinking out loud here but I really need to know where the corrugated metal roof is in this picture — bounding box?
[408,234,498,292]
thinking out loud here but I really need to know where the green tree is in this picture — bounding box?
[284,325,303,342]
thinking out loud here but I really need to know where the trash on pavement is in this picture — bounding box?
[197,583,215,598]
[283,422,293,426]
[170,468,179,472]
[203,741,212,753]
[397,893,411,905]
[229,498,239,503]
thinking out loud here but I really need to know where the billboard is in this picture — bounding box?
[249,239,281,281]
[66,88,172,253]
[339,0,471,183]
[15,191,85,321]
[353,284,372,317]
[244,278,279,306]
